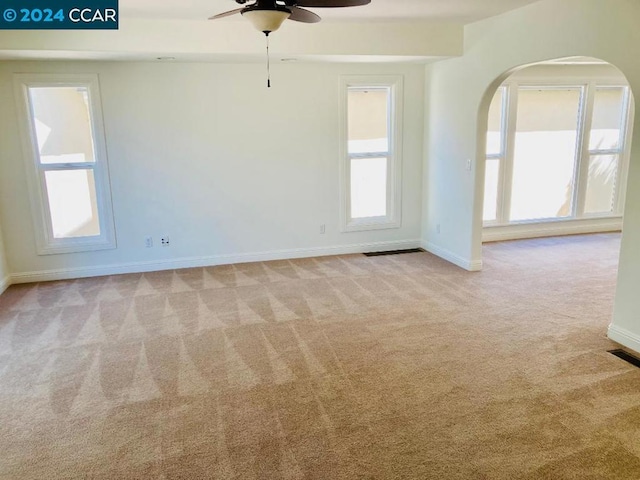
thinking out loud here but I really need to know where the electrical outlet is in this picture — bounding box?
[436,224,441,234]
[145,236,153,248]
[320,224,326,234]
[466,159,472,171]
[161,236,170,246]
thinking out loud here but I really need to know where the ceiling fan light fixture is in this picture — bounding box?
[242,8,291,34]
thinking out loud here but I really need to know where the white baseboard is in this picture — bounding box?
[608,324,640,355]
[483,218,622,243]
[421,241,482,272]
[9,239,421,284]
[0,275,10,295]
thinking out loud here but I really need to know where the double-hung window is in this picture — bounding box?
[340,75,403,232]
[14,74,116,255]
[582,86,631,215]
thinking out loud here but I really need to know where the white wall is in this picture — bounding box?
[421,0,640,351]
[0,61,424,280]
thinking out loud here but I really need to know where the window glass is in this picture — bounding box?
[45,170,100,238]
[584,154,618,214]
[486,88,504,156]
[510,88,581,221]
[29,86,96,164]
[348,88,389,154]
[350,157,387,219]
[589,87,625,151]
[483,158,500,221]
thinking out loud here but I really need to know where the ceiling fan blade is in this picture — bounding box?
[288,6,321,23]
[208,7,244,20]
[293,0,370,7]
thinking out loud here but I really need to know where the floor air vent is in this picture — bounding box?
[364,248,425,257]
[608,349,640,368]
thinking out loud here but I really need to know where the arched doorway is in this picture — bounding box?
[477,57,634,245]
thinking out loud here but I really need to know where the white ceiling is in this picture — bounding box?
[121,0,541,23]
[0,0,541,63]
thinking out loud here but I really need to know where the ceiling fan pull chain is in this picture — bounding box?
[209,2,372,86]
[266,32,271,88]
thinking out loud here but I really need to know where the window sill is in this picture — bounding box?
[342,218,401,233]
[482,216,622,243]
[37,237,117,255]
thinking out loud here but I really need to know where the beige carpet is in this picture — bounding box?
[1,233,639,479]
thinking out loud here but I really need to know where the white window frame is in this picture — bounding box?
[484,76,633,228]
[14,73,116,255]
[339,75,403,232]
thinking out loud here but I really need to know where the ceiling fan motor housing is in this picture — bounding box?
[242,2,292,34]
[212,0,371,32]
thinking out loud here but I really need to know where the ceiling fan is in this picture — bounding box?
[209,0,371,87]
[209,0,372,36]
